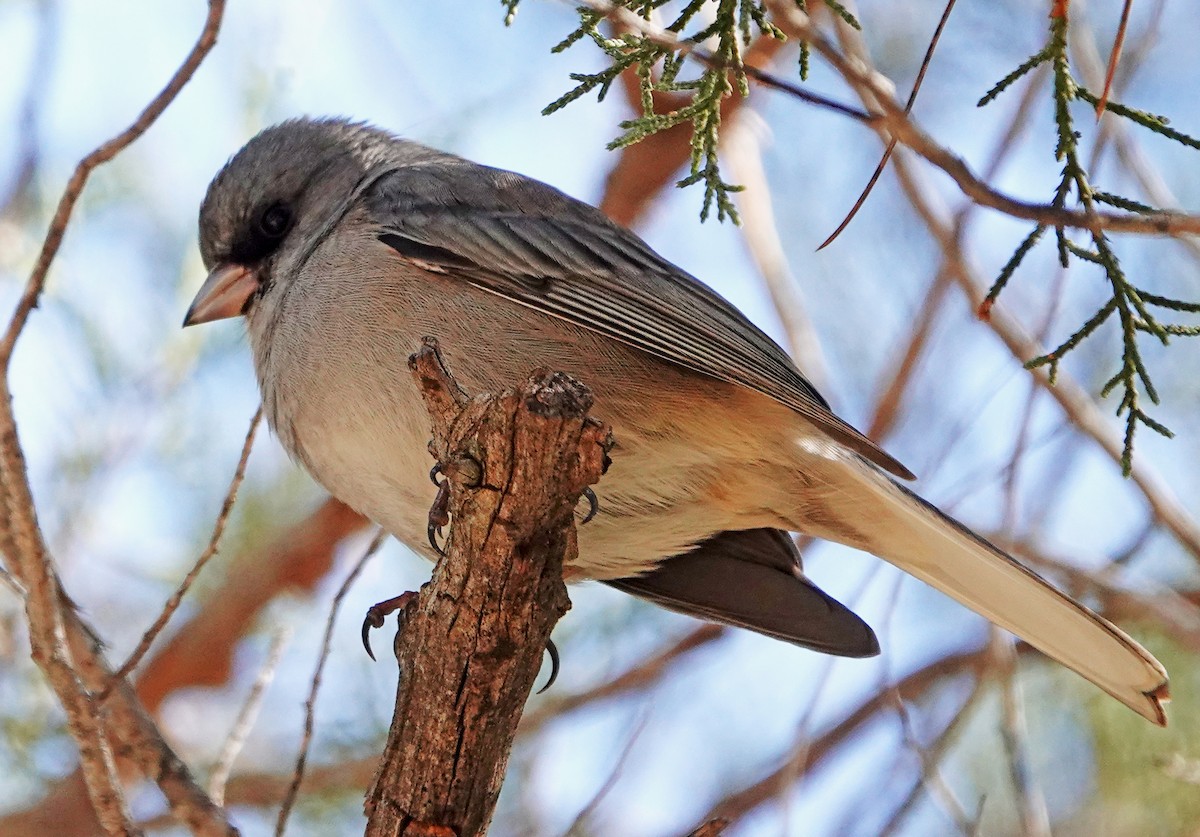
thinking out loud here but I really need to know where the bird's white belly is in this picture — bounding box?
[250,244,795,579]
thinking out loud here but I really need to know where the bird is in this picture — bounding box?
[184,117,1168,725]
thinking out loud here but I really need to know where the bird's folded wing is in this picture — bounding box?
[366,161,913,480]
[605,528,879,657]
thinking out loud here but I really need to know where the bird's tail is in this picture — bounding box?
[797,452,1169,725]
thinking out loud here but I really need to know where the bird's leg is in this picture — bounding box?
[361,590,419,661]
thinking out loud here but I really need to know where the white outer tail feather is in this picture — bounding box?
[806,451,1169,725]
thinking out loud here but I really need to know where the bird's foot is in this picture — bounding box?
[361,591,419,661]
[426,456,484,555]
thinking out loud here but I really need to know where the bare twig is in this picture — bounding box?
[817,0,960,250]
[276,528,385,837]
[697,646,992,829]
[0,3,231,834]
[1094,0,1134,118]
[891,687,978,835]
[875,676,989,837]
[561,710,650,835]
[0,0,226,369]
[990,630,1050,837]
[766,2,1200,237]
[886,150,1200,562]
[585,0,1200,238]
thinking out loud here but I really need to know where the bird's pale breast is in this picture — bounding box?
[249,230,804,578]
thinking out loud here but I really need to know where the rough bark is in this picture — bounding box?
[363,338,612,837]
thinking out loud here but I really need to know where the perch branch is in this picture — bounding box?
[362,338,612,836]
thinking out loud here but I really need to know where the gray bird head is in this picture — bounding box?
[184,117,400,326]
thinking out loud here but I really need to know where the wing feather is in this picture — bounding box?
[367,162,914,479]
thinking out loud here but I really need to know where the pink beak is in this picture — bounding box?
[182,264,257,326]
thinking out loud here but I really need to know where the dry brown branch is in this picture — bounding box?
[0,3,232,835]
[0,598,237,837]
[362,339,612,836]
[788,0,1200,564]
[891,685,978,834]
[767,2,1200,237]
[136,496,368,710]
[875,676,989,836]
[561,710,650,835]
[686,818,730,837]
[991,630,1050,837]
[885,150,1200,562]
[817,0,960,250]
[0,0,225,368]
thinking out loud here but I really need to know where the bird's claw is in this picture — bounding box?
[537,637,560,694]
[361,591,419,661]
[579,487,599,524]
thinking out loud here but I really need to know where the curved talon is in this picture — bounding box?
[428,520,446,556]
[580,487,599,524]
[361,615,380,661]
[362,592,418,661]
[429,463,443,486]
[536,638,560,694]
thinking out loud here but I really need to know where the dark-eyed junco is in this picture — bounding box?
[184,117,1168,724]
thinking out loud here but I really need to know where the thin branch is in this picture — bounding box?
[561,710,650,835]
[886,149,1200,563]
[875,677,989,837]
[1094,0,1134,118]
[0,3,231,834]
[817,0,960,250]
[757,1,1200,238]
[208,625,292,807]
[891,686,979,835]
[578,0,1200,238]
[0,0,226,370]
[698,646,992,829]
[275,528,385,837]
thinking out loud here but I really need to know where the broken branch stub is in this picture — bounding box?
[365,337,612,837]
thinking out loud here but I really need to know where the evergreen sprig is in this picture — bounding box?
[538,0,858,222]
[980,9,1200,474]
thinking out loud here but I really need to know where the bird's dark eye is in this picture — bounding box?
[258,202,292,239]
